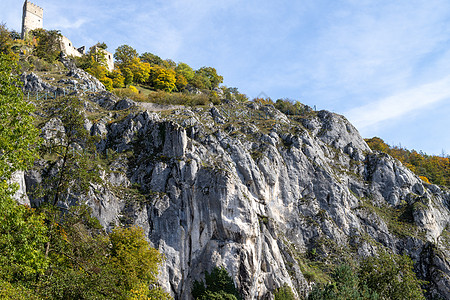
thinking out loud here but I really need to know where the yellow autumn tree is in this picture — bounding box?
[128,57,151,84]
[148,66,176,92]
[109,226,171,299]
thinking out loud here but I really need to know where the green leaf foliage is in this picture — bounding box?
[0,191,48,282]
[308,252,426,300]
[140,52,164,66]
[0,53,39,181]
[175,62,195,81]
[191,66,223,90]
[308,264,378,300]
[358,252,426,300]
[0,279,42,300]
[274,99,306,115]
[114,44,138,65]
[148,66,176,92]
[0,52,46,294]
[109,226,164,292]
[274,284,296,300]
[36,97,102,205]
[30,29,62,63]
[35,205,170,299]
[0,23,15,55]
[222,86,248,102]
[192,266,241,300]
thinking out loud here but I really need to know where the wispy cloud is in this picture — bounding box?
[47,17,87,30]
[345,75,450,129]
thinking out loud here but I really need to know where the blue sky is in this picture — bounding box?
[2,0,450,155]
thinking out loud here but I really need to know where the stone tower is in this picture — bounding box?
[21,0,43,39]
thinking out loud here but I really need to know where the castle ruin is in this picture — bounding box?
[21,0,43,39]
[21,0,114,71]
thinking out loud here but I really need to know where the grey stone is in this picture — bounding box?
[21,72,57,93]
[114,98,136,110]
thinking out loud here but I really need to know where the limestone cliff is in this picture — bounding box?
[21,67,450,300]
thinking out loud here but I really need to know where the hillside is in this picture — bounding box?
[11,56,449,299]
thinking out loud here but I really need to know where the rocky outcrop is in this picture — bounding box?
[10,171,30,206]
[23,73,450,299]
[20,57,105,95]
[88,91,136,111]
[60,56,106,93]
[21,72,61,93]
[66,68,105,92]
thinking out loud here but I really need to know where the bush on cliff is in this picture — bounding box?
[192,266,241,300]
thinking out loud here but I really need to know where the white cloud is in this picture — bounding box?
[345,75,450,129]
[47,17,87,30]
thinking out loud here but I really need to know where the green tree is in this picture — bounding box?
[222,86,248,102]
[0,279,42,300]
[109,69,125,88]
[192,266,241,300]
[0,53,39,180]
[0,196,48,282]
[128,57,151,84]
[0,23,14,55]
[33,204,113,299]
[175,62,195,82]
[78,44,110,78]
[101,76,114,91]
[140,52,163,66]
[30,29,62,62]
[36,97,101,206]
[308,264,378,300]
[95,41,108,50]
[0,52,46,290]
[162,59,176,69]
[195,67,223,90]
[275,99,305,115]
[359,252,426,300]
[175,73,188,91]
[122,67,134,86]
[114,44,138,66]
[86,62,108,79]
[36,205,170,299]
[274,284,296,300]
[191,72,212,90]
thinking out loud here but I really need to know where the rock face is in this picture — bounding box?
[24,76,450,299]
[10,171,30,206]
[66,68,105,92]
[21,72,60,93]
[21,59,105,95]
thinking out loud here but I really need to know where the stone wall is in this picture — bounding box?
[100,48,114,71]
[60,35,84,58]
[21,1,43,39]
[92,46,114,71]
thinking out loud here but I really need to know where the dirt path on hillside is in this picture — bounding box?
[138,102,184,112]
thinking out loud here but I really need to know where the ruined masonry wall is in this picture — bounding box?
[60,35,83,58]
[101,49,115,72]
